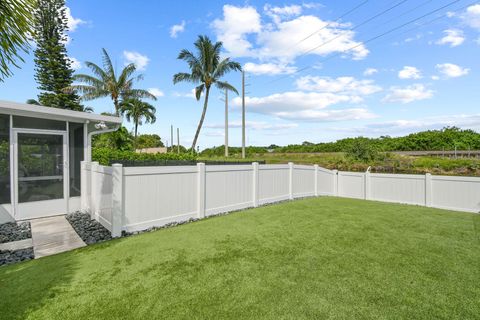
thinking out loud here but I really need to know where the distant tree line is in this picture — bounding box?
[200,127,480,156]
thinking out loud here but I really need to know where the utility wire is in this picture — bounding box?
[290,0,370,48]
[267,0,463,84]
[300,0,410,57]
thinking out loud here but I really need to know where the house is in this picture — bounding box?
[0,100,122,223]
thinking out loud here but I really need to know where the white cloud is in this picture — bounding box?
[436,29,465,47]
[264,4,302,23]
[212,5,368,62]
[363,68,378,76]
[295,76,382,96]
[170,21,186,38]
[212,5,262,57]
[435,63,469,78]
[460,4,480,30]
[244,62,296,75]
[231,91,376,121]
[123,51,149,71]
[65,7,85,32]
[148,88,164,97]
[383,84,433,104]
[398,66,422,80]
[69,57,81,70]
[172,88,196,99]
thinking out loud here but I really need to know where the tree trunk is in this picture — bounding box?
[113,96,119,116]
[191,86,210,152]
[134,122,138,150]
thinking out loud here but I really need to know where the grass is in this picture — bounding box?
[1,197,479,319]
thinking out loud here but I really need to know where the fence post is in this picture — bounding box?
[365,170,371,200]
[314,165,319,197]
[288,162,294,200]
[90,161,99,219]
[425,173,432,207]
[111,164,124,238]
[252,162,259,207]
[80,161,90,211]
[333,170,338,196]
[197,163,206,218]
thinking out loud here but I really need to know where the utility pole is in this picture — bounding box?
[170,125,173,153]
[225,88,229,157]
[241,70,246,159]
[177,127,180,154]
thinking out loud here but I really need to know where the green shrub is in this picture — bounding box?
[345,139,379,163]
[92,148,196,165]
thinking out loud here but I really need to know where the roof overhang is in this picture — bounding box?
[0,100,122,124]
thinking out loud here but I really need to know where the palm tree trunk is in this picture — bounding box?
[191,86,210,152]
[134,122,138,150]
[113,96,119,116]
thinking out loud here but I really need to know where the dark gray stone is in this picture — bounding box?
[66,212,112,245]
[0,248,34,266]
[0,222,31,244]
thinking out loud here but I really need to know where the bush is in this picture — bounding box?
[92,148,196,166]
[345,139,379,163]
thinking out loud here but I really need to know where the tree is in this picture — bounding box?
[33,0,82,110]
[120,98,156,148]
[0,0,35,81]
[92,126,133,151]
[136,134,164,149]
[173,35,241,151]
[67,48,156,115]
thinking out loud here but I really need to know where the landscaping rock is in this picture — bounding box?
[66,212,112,245]
[0,222,31,244]
[0,248,34,266]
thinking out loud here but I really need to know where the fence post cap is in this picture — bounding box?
[112,163,123,168]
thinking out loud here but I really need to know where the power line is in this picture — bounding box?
[267,0,463,84]
[300,0,410,57]
[289,0,370,49]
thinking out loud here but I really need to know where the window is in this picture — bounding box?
[0,114,10,204]
[69,122,84,197]
[13,116,66,131]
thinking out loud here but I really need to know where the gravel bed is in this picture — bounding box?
[0,248,34,266]
[66,212,112,245]
[0,222,31,244]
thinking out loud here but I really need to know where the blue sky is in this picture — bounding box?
[1,0,480,149]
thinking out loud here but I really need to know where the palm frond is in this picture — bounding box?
[101,48,115,79]
[72,74,105,87]
[173,72,199,84]
[83,61,107,80]
[194,84,205,101]
[213,58,242,79]
[124,89,157,101]
[215,81,239,95]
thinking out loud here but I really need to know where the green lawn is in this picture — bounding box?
[1,198,479,319]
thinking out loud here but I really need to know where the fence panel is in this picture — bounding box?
[338,171,365,199]
[293,165,315,197]
[122,166,198,232]
[431,175,480,213]
[258,165,290,205]
[370,173,426,205]
[316,167,335,195]
[205,165,254,216]
[91,165,114,231]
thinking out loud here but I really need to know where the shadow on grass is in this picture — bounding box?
[0,250,81,319]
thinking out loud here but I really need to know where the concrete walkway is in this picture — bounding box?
[30,216,86,258]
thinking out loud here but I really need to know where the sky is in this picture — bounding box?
[1,0,480,149]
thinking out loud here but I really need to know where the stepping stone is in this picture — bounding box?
[0,238,33,251]
[30,216,86,258]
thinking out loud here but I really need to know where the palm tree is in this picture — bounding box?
[66,48,156,115]
[173,35,241,151]
[0,0,35,81]
[120,98,156,148]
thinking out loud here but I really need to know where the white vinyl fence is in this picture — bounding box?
[81,161,480,237]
